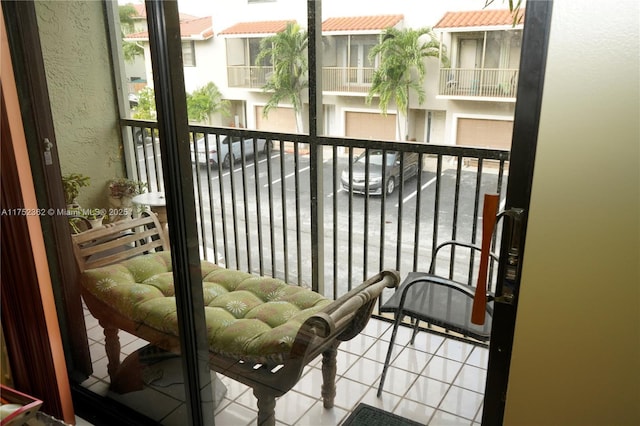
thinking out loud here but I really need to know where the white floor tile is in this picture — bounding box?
[342,356,382,386]
[339,334,377,355]
[335,349,362,376]
[435,339,474,363]
[362,318,392,340]
[378,366,419,397]
[409,330,446,354]
[429,409,474,425]
[358,387,402,413]
[291,366,324,398]
[453,364,487,394]
[422,355,463,383]
[392,398,435,424]
[439,386,484,421]
[362,337,401,363]
[332,377,370,410]
[214,401,257,426]
[295,401,349,426]
[274,391,317,425]
[466,346,489,369]
[392,346,434,375]
[405,376,450,408]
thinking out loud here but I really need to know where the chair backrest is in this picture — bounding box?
[71,213,168,272]
[472,193,500,324]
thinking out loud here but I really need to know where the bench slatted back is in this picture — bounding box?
[71,214,168,272]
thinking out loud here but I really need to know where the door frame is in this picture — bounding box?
[482,1,554,424]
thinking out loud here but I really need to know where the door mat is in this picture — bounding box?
[341,403,423,426]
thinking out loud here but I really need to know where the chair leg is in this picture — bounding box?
[321,341,338,408]
[377,313,403,397]
[100,323,121,382]
[254,388,276,426]
[410,318,420,345]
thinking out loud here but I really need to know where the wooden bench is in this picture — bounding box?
[71,214,399,425]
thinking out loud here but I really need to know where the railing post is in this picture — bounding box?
[308,0,324,294]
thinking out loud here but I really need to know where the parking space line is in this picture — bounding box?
[396,174,439,207]
[264,163,310,188]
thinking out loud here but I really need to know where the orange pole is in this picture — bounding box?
[471,193,500,325]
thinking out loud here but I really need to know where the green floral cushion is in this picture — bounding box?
[81,252,330,364]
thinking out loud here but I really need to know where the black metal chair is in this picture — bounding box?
[377,194,503,397]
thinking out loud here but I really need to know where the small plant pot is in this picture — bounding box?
[88,216,104,229]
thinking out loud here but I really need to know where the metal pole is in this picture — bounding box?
[308,0,324,293]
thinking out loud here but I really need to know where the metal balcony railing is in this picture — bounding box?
[322,67,375,93]
[227,65,272,89]
[227,66,375,94]
[439,68,519,99]
[123,120,509,305]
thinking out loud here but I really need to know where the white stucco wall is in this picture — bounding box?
[504,0,640,424]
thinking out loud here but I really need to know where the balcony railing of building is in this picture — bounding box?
[227,65,375,94]
[439,68,519,99]
[227,65,272,89]
[124,120,509,309]
[322,67,375,93]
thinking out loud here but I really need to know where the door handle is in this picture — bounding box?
[495,207,526,305]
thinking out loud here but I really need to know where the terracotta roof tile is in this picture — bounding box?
[219,20,295,36]
[434,9,524,29]
[322,15,403,32]
[126,16,214,40]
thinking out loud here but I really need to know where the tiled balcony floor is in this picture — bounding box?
[81,311,487,425]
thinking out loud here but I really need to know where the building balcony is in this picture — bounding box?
[227,65,272,89]
[438,68,519,101]
[322,66,375,94]
[227,65,375,94]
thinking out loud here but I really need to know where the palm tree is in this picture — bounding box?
[366,27,446,141]
[186,82,230,124]
[118,5,143,63]
[255,22,308,133]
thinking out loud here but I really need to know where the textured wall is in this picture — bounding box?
[35,0,124,209]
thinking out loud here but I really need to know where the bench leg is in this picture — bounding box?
[253,388,276,426]
[100,323,121,382]
[321,342,338,408]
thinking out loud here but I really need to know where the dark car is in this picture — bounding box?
[340,150,420,195]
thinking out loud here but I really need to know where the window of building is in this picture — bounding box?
[182,41,195,66]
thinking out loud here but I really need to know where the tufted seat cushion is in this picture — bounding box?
[81,252,331,364]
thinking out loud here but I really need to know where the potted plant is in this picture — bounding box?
[85,208,106,229]
[107,178,147,221]
[61,173,90,209]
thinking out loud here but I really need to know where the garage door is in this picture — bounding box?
[345,111,396,141]
[255,106,296,133]
[456,118,513,149]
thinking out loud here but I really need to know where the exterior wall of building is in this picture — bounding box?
[35,0,123,209]
[132,0,518,144]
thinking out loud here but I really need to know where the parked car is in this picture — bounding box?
[191,134,272,168]
[340,150,420,195]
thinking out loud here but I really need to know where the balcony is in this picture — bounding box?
[108,121,509,423]
[322,66,375,94]
[227,66,375,94]
[227,65,272,89]
[438,68,519,100]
